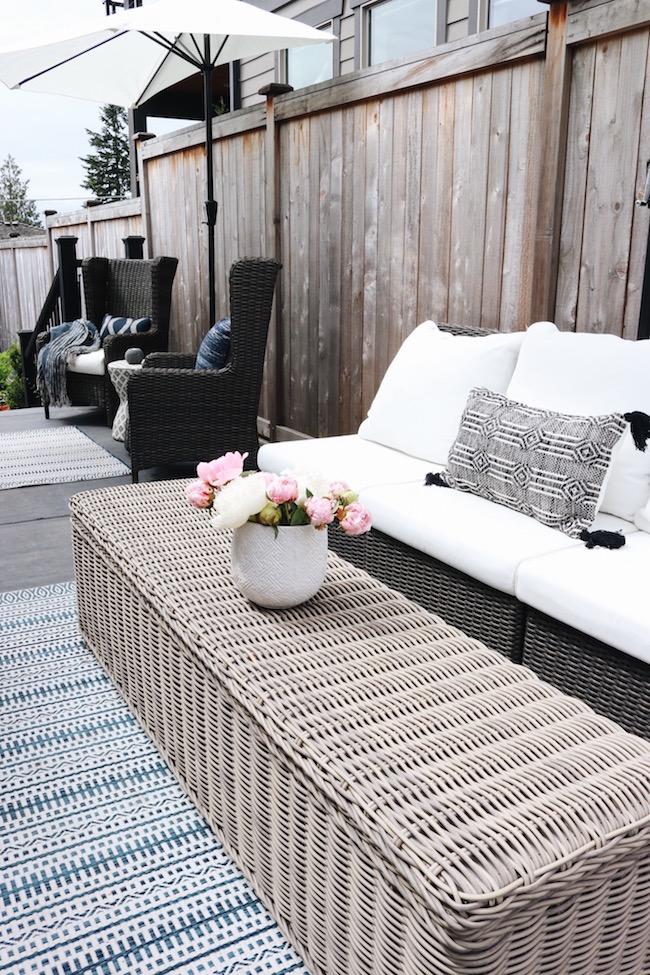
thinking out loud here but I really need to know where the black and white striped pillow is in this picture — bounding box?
[99,313,151,342]
[439,388,627,538]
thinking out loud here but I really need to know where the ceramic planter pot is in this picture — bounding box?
[230,521,328,608]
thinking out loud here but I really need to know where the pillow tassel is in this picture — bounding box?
[579,529,626,550]
[624,411,650,451]
[425,472,449,487]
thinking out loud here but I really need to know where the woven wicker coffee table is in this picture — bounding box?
[70,480,650,975]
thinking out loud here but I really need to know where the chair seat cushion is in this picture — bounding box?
[359,479,633,596]
[515,530,650,663]
[258,435,432,491]
[99,313,151,341]
[67,349,105,376]
[195,317,231,370]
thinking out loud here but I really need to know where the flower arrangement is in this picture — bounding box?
[186,450,372,536]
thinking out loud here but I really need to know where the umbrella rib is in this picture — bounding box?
[141,30,204,70]
[134,30,205,105]
[15,32,128,87]
[212,37,229,67]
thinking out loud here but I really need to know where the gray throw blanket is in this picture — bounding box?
[37,319,101,407]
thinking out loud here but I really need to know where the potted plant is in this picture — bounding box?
[187,451,372,607]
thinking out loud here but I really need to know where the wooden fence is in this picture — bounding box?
[0,200,144,351]
[0,237,49,351]
[2,0,649,441]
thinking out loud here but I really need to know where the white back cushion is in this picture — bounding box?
[358,321,524,465]
[506,321,650,521]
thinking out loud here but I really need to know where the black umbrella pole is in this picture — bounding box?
[203,45,218,326]
[206,197,218,326]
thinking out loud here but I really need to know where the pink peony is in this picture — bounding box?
[197,451,248,488]
[185,479,214,509]
[305,495,336,527]
[339,502,372,536]
[267,475,299,505]
[329,480,351,498]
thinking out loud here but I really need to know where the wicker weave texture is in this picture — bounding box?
[127,257,281,481]
[328,527,525,663]
[37,256,178,424]
[70,480,650,975]
[523,609,650,739]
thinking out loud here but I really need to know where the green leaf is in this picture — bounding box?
[289,507,310,526]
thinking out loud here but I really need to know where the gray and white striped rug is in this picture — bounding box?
[0,426,129,489]
[0,583,310,975]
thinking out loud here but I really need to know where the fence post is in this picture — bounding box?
[259,82,292,442]
[124,236,145,259]
[57,236,81,323]
[531,0,571,324]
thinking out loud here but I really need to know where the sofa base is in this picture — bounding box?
[523,609,650,739]
[328,525,526,663]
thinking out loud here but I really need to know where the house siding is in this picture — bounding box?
[240,0,479,105]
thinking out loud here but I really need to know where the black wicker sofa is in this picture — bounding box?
[259,320,650,739]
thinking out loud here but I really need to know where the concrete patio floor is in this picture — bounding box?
[0,406,195,593]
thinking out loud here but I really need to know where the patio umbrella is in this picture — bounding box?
[0,0,334,324]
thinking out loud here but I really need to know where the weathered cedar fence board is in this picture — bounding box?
[0,237,50,350]
[2,0,649,441]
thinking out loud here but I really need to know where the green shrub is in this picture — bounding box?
[0,342,25,410]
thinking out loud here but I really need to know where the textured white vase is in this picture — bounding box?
[230,522,328,608]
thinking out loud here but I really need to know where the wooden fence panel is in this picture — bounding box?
[0,239,49,349]
[276,51,544,436]
[143,126,267,355]
[557,26,650,337]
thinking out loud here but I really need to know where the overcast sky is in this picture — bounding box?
[0,0,184,223]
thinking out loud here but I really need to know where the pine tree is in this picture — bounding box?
[80,105,131,202]
[0,155,42,227]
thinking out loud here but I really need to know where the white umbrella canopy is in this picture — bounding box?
[0,0,334,322]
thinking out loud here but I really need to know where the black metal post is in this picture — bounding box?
[203,35,218,327]
[57,236,81,323]
[639,229,650,340]
[636,160,650,340]
[17,330,39,407]
[124,235,145,259]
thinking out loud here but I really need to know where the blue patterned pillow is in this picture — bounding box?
[99,313,151,342]
[195,317,231,370]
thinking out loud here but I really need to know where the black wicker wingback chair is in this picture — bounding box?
[37,255,178,425]
[128,257,281,483]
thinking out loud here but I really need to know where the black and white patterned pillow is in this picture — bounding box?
[99,313,151,342]
[440,388,627,537]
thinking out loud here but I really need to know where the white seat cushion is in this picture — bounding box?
[515,530,650,664]
[357,321,524,465]
[358,480,633,596]
[67,349,105,376]
[506,321,650,521]
[258,435,432,491]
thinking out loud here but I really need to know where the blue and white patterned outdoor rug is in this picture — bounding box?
[0,427,129,490]
[0,583,310,975]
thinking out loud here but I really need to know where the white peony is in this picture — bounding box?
[209,473,269,529]
[284,468,333,506]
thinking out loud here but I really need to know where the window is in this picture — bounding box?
[488,0,541,28]
[366,0,436,67]
[286,25,334,89]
